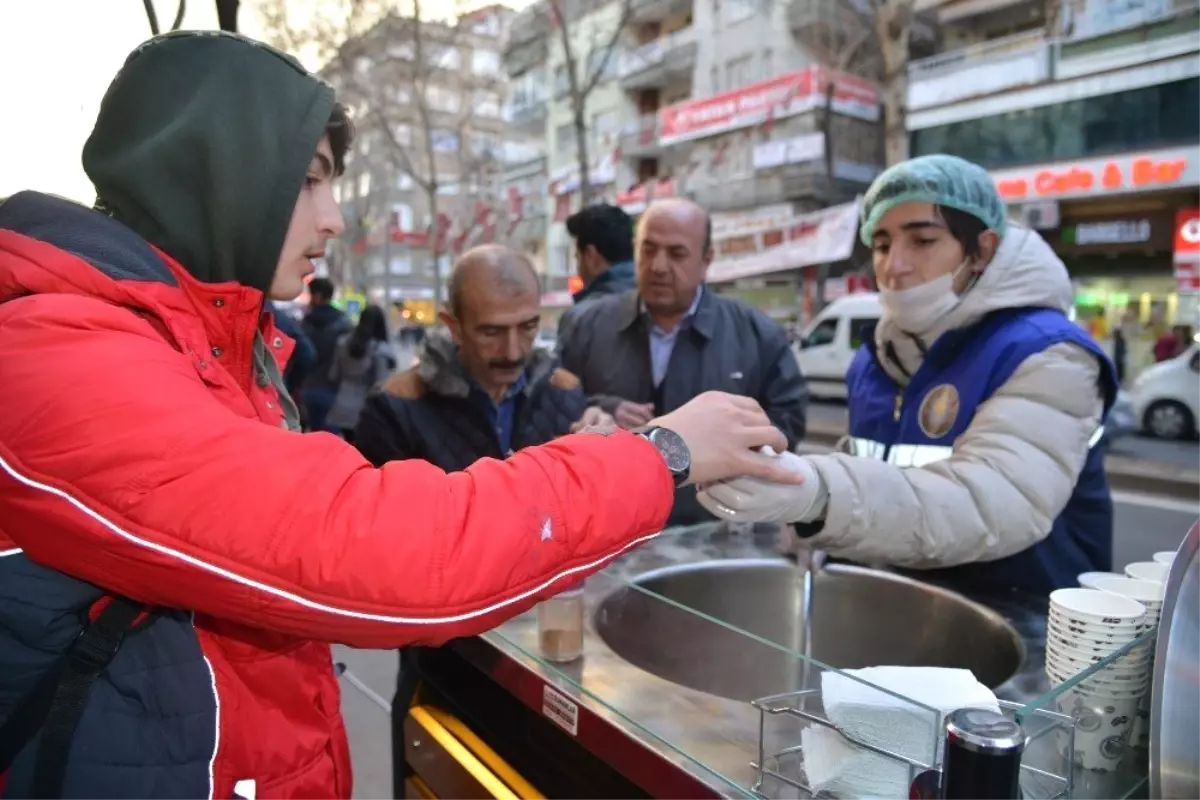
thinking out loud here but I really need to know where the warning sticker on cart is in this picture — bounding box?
[541,684,579,736]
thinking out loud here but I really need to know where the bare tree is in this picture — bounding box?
[545,0,634,204]
[794,0,922,165]
[142,0,187,34]
[258,0,507,309]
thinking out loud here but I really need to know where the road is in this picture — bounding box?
[335,493,1198,799]
[805,400,1198,467]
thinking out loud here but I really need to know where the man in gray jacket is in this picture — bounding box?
[559,198,809,525]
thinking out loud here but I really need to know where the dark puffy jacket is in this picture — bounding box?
[354,333,587,471]
[301,304,351,391]
[557,260,636,341]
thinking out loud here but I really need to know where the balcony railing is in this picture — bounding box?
[617,113,663,156]
[911,0,1198,79]
[685,167,836,211]
[907,2,1198,109]
[627,0,695,24]
[618,26,698,83]
[909,28,1046,79]
[505,94,549,126]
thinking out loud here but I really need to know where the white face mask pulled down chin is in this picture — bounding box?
[879,259,975,337]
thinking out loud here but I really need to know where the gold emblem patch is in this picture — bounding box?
[918,384,960,439]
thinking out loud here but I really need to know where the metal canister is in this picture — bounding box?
[939,708,1026,799]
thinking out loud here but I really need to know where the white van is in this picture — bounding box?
[794,293,882,399]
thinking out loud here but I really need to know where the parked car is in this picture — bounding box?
[1127,342,1200,440]
[1103,390,1138,446]
[793,293,882,400]
[534,329,556,353]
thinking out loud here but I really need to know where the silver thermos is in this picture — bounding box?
[939,708,1026,799]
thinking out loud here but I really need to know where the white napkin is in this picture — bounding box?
[803,666,1001,798]
[802,725,909,798]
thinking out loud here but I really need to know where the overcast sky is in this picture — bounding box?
[2,0,522,203]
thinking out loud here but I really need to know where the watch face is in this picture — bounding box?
[649,427,690,474]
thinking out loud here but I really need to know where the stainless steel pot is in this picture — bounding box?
[594,559,1025,701]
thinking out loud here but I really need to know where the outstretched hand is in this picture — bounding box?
[697,449,828,524]
[570,406,616,433]
[650,392,804,487]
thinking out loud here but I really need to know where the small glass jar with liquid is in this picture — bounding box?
[537,581,585,662]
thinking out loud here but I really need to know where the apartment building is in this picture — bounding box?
[327,6,515,321]
[503,0,901,319]
[906,0,1200,362]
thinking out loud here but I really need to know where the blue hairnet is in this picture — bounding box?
[860,154,1008,245]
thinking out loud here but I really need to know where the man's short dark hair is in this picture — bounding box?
[309,277,335,302]
[565,204,634,265]
[326,102,354,177]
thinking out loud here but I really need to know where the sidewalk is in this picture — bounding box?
[803,419,1200,501]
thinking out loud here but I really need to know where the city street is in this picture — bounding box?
[334,493,1198,799]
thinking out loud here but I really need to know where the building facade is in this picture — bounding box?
[502,0,895,323]
[907,0,1200,370]
[324,6,522,322]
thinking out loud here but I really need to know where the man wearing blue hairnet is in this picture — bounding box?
[699,154,1118,597]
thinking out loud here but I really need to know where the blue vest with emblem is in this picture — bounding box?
[845,307,1118,597]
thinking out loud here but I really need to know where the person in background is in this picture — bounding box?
[356,245,610,469]
[327,304,396,442]
[558,203,637,340]
[1112,324,1127,386]
[0,32,803,798]
[698,154,1118,598]
[1154,324,1194,363]
[269,302,317,405]
[558,198,809,525]
[301,275,352,431]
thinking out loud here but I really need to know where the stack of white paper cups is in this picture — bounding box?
[1125,560,1170,584]
[1045,588,1149,771]
[1096,574,1168,749]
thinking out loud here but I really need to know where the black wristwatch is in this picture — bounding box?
[638,426,691,487]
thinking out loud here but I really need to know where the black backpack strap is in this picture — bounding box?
[0,596,146,799]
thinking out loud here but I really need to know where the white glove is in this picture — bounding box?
[697,449,829,524]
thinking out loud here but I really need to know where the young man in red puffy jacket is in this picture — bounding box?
[0,32,796,798]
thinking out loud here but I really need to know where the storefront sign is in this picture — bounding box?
[991,147,1199,202]
[658,67,879,147]
[1054,211,1173,254]
[706,200,861,283]
[752,133,826,171]
[710,203,796,238]
[1073,219,1152,246]
[1173,209,1200,293]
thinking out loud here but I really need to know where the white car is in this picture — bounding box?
[534,329,556,353]
[1127,342,1200,440]
[793,293,882,400]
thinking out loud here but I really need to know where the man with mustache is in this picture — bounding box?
[355,244,612,470]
